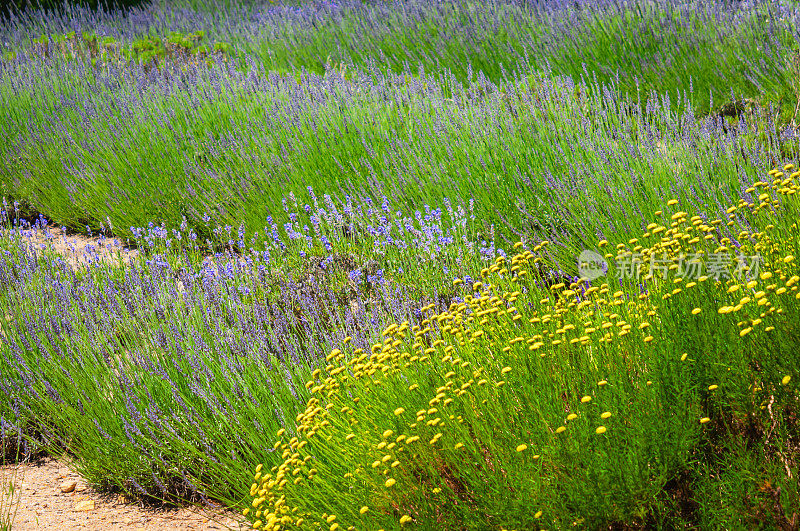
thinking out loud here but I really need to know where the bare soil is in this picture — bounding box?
[13,225,139,268]
[1,459,243,530]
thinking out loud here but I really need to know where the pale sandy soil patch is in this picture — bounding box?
[1,458,243,530]
[10,225,139,268]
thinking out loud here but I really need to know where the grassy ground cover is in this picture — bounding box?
[0,0,799,528]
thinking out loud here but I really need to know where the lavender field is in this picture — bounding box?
[1,0,800,529]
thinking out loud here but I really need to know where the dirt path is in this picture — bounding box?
[2,459,244,530]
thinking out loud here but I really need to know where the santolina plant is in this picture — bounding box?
[244,167,799,529]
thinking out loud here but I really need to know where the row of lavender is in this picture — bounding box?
[1,0,799,254]
[1,0,796,103]
[0,54,794,261]
[0,192,527,505]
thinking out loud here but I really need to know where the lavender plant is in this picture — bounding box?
[0,56,794,267]
[0,192,498,508]
[3,0,797,112]
[1,0,800,254]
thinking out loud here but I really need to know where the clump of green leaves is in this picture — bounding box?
[22,29,231,69]
[126,30,219,67]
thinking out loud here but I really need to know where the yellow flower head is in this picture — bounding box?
[580,395,592,403]
[385,478,396,488]
[516,444,528,452]
[596,426,607,434]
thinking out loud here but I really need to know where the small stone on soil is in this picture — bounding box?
[74,499,95,511]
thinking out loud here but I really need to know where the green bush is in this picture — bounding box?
[244,168,800,529]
